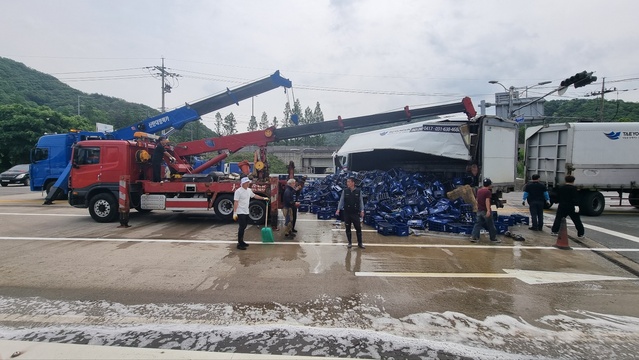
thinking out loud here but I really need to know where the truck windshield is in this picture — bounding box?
[31,148,48,163]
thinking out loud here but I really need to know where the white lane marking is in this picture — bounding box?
[0,212,86,217]
[543,213,639,244]
[582,223,639,244]
[356,269,638,284]
[1,236,639,252]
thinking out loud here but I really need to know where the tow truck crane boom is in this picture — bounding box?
[42,71,291,203]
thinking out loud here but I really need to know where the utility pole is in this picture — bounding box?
[148,58,180,113]
[599,77,605,122]
[587,78,616,122]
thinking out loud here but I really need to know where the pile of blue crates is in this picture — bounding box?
[296,169,528,237]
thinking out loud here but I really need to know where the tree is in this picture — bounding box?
[271,116,278,129]
[313,102,324,123]
[222,112,237,135]
[247,115,258,132]
[282,102,292,128]
[213,112,223,136]
[259,111,269,130]
[303,106,313,125]
[292,99,303,125]
[0,104,90,169]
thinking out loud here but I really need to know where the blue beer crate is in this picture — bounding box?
[310,205,321,214]
[298,204,310,213]
[494,223,509,234]
[427,219,449,232]
[496,215,513,226]
[406,219,425,230]
[376,221,395,236]
[449,223,474,235]
[395,224,410,236]
[317,210,333,220]
[511,214,530,225]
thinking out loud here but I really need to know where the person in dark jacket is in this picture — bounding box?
[282,178,298,237]
[335,177,365,249]
[151,136,174,182]
[522,174,550,231]
[550,175,585,238]
[291,175,307,233]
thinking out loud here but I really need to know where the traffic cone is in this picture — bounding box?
[553,217,572,250]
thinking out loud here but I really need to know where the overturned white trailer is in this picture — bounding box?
[335,115,519,193]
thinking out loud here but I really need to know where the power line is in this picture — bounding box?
[49,67,145,75]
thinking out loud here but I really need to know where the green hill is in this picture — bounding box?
[0,57,213,169]
[0,57,157,128]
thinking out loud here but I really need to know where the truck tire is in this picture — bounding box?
[89,193,118,223]
[629,190,639,208]
[248,199,266,224]
[213,194,234,221]
[580,191,605,216]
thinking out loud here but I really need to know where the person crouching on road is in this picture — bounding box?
[282,178,298,237]
[522,174,550,231]
[233,177,268,250]
[471,178,500,243]
[336,177,365,249]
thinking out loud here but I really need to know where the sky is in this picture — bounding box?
[2,0,639,132]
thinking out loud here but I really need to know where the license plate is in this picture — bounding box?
[1,180,9,182]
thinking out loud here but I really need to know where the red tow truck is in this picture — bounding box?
[68,98,476,224]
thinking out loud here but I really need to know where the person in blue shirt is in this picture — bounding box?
[522,174,550,231]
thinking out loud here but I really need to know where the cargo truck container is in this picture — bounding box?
[524,122,639,216]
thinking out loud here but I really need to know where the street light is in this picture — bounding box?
[523,81,552,97]
[489,81,514,119]
[488,80,508,92]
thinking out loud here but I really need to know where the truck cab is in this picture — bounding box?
[30,131,106,196]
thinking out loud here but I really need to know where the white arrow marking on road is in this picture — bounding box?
[355,269,638,285]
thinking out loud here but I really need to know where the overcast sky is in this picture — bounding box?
[2,0,638,131]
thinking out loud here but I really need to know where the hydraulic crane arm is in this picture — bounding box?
[172,97,476,173]
[274,97,475,140]
[43,71,291,204]
[108,71,292,140]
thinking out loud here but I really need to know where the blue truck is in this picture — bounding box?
[30,71,292,203]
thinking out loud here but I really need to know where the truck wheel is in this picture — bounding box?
[213,194,234,221]
[629,190,639,208]
[248,200,266,224]
[89,193,118,223]
[581,191,605,216]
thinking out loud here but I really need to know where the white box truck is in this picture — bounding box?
[525,122,639,216]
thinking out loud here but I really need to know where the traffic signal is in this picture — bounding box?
[575,72,597,88]
[561,71,596,88]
